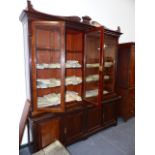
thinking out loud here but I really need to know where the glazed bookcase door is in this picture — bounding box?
[31,21,65,112]
[83,28,104,106]
[103,35,118,96]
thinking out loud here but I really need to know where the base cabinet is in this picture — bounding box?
[30,99,120,152]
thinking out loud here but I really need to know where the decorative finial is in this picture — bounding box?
[117,26,121,32]
[27,0,33,11]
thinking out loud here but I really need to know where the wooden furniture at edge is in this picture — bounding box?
[116,42,135,121]
[19,99,31,146]
[20,1,122,152]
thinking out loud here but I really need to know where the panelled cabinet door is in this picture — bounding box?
[63,111,84,144]
[37,118,61,149]
[87,107,102,132]
[31,21,66,113]
[103,102,116,126]
[83,27,104,106]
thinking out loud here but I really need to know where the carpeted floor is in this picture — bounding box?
[20,117,135,155]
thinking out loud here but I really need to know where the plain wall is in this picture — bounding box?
[0,0,134,145]
[32,0,135,42]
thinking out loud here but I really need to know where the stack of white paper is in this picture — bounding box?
[65,91,82,102]
[36,63,61,69]
[103,90,109,94]
[86,74,99,82]
[104,62,113,67]
[85,89,109,98]
[104,75,110,80]
[36,63,49,69]
[86,63,99,68]
[38,91,82,108]
[37,76,82,88]
[65,76,82,85]
[85,89,98,98]
[66,60,81,68]
[36,60,81,69]
[86,74,110,82]
[37,78,61,88]
[48,63,61,68]
[38,93,61,108]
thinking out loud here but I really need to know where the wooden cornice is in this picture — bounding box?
[19,0,122,36]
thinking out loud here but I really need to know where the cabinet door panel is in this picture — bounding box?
[103,102,116,125]
[87,107,102,132]
[38,118,61,148]
[64,111,84,144]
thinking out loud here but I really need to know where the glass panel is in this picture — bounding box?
[65,29,83,105]
[34,22,65,109]
[84,31,101,105]
[103,35,117,95]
